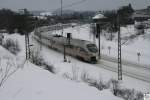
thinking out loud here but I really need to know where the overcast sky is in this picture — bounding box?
[0,0,150,11]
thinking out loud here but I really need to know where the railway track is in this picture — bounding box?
[101,54,150,70]
[96,60,150,83]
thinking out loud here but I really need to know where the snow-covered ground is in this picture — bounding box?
[0,34,123,99]
[0,60,121,100]
[0,23,150,100]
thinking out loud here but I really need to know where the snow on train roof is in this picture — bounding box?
[47,34,94,47]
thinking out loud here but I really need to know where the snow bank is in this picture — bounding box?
[1,24,150,100]
[0,61,122,100]
[0,33,122,100]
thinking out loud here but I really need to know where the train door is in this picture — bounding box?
[66,45,75,56]
[77,47,87,60]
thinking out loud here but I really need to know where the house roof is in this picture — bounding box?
[92,13,106,20]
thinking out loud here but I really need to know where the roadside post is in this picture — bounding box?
[108,46,111,55]
[137,52,141,63]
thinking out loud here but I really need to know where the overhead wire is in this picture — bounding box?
[61,0,87,10]
[50,0,88,12]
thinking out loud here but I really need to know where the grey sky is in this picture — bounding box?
[0,0,150,11]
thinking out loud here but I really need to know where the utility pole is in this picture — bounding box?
[20,9,31,60]
[61,0,65,62]
[0,33,4,45]
[39,29,42,50]
[67,33,71,45]
[35,20,41,51]
[61,0,63,36]
[93,12,107,60]
[64,44,67,62]
[25,32,30,60]
[117,12,122,81]
[63,33,72,62]
[96,23,101,59]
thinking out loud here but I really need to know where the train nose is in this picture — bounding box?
[91,57,96,61]
[90,56,97,63]
[90,53,98,60]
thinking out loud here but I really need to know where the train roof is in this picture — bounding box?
[44,34,94,47]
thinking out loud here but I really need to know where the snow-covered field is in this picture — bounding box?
[40,24,150,91]
[0,23,150,100]
[0,34,123,99]
[0,60,121,100]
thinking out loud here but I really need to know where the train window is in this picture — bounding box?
[79,47,87,53]
[87,44,98,53]
[66,45,74,49]
[69,45,74,49]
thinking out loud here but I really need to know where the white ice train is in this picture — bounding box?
[34,33,99,63]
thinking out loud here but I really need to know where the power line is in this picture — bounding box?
[62,0,87,9]
[61,0,63,36]
[54,0,87,11]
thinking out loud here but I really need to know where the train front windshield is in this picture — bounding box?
[87,44,98,53]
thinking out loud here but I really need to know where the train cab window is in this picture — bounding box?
[87,44,98,53]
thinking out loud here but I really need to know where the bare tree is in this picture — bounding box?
[0,57,19,87]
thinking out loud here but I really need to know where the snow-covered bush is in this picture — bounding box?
[62,68,144,100]
[80,70,90,83]
[62,66,79,81]
[116,88,143,100]
[72,65,79,81]
[109,79,120,96]
[81,71,109,90]
[3,38,20,55]
[88,78,109,91]
[63,68,110,90]
[108,79,144,100]
[30,51,55,74]
[63,72,72,80]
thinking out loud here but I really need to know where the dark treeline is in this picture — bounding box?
[103,3,134,32]
[0,4,134,34]
[51,10,95,23]
[0,8,95,34]
[0,8,37,35]
[118,3,134,25]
